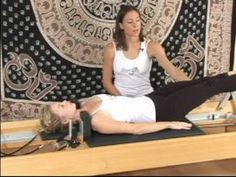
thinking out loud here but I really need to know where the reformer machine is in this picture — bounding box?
[1,98,236,176]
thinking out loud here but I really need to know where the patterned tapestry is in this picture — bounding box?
[1,0,234,121]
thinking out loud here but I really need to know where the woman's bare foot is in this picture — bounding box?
[228,70,236,76]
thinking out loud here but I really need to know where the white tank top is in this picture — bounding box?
[93,94,156,123]
[113,40,153,97]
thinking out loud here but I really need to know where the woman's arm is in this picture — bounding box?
[147,40,190,81]
[91,111,192,135]
[102,42,122,96]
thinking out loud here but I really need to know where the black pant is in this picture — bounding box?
[146,73,236,121]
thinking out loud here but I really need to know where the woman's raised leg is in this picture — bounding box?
[156,71,236,121]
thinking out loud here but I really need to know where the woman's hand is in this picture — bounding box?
[168,121,192,130]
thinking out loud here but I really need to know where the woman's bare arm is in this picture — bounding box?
[102,42,122,96]
[147,40,190,81]
[91,111,192,135]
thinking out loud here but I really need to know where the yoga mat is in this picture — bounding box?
[86,119,205,147]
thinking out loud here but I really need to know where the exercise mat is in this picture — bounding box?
[86,119,205,147]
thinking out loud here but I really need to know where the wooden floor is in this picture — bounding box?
[108,158,236,176]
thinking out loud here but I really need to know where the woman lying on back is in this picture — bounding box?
[40,71,236,135]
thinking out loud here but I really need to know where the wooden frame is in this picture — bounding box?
[1,132,236,176]
[1,100,236,176]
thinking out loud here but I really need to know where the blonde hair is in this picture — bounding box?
[39,104,64,133]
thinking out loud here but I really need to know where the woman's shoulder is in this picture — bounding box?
[144,38,160,45]
[104,41,116,54]
[145,39,163,57]
[146,39,163,51]
[105,40,116,49]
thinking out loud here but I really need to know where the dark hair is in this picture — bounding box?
[113,5,144,50]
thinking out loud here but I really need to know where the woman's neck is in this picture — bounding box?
[81,96,101,115]
[126,36,140,45]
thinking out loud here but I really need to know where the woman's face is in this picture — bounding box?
[120,10,141,37]
[50,100,77,123]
